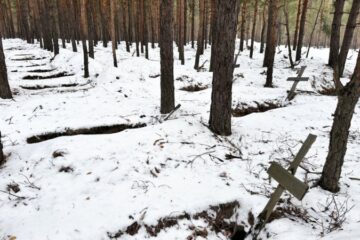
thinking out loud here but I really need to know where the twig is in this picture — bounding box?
[20,173,41,190]
[0,190,26,200]
[349,177,360,181]
[187,150,216,166]
[197,60,208,71]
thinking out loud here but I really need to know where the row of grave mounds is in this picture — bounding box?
[7,51,79,85]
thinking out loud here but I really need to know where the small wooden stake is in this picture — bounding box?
[164,104,181,121]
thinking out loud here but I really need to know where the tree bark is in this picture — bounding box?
[328,0,345,68]
[295,0,309,61]
[320,51,360,193]
[209,0,238,136]
[160,0,175,114]
[0,35,12,99]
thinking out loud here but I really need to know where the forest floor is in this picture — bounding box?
[0,39,359,240]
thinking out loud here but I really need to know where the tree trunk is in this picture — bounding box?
[191,0,195,48]
[295,0,309,61]
[338,0,360,76]
[239,0,247,52]
[68,0,77,52]
[143,0,149,59]
[260,5,266,54]
[150,0,155,49]
[194,0,205,70]
[283,0,294,68]
[306,0,324,58]
[263,0,279,87]
[80,0,89,78]
[87,0,95,58]
[184,0,187,45]
[127,0,133,43]
[209,0,238,136]
[178,0,185,64]
[0,132,4,165]
[209,0,216,71]
[110,0,118,67]
[293,0,301,50]
[328,0,345,68]
[0,36,12,99]
[49,0,59,56]
[204,0,209,49]
[319,51,360,193]
[160,0,175,114]
[135,0,140,57]
[250,0,259,58]
[39,0,53,51]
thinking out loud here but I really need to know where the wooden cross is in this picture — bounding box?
[251,134,317,240]
[286,66,309,101]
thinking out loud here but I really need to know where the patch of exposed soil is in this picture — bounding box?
[107,200,247,239]
[232,101,285,117]
[20,83,78,90]
[27,123,147,144]
[28,68,57,73]
[180,84,208,92]
[11,57,47,61]
[22,71,75,80]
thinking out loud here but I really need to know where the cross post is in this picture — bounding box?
[286,66,309,101]
[251,134,317,240]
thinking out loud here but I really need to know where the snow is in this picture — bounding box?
[0,39,359,240]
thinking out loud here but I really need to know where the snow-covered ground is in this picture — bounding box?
[0,39,359,240]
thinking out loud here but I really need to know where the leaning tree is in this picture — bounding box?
[319,0,360,193]
[319,49,360,193]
